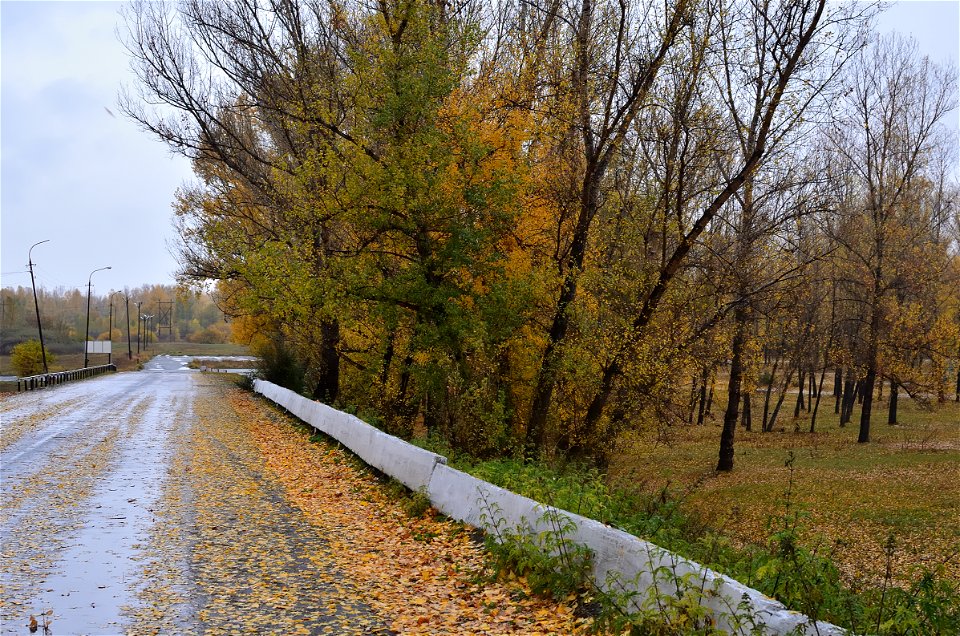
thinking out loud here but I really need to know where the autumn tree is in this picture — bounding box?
[125,0,535,454]
[510,0,694,457]
[559,0,869,463]
[824,34,957,442]
[124,0,375,401]
[11,341,56,377]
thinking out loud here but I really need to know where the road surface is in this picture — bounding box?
[0,356,389,635]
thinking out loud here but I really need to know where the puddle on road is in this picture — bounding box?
[30,480,163,633]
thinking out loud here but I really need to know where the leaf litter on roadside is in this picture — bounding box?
[230,385,594,635]
[127,376,391,635]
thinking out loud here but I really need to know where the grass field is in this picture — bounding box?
[0,341,251,376]
[608,395,960,587]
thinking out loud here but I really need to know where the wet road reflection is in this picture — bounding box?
[1,356,385,635]
[1,358,193,634]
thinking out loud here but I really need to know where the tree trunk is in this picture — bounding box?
[526,161,605,456]
[834,367,842,414]
[793,368,807,418]
[391,352,414,418]
[888,381,899,425]
[742,391,752,431]
[840,377,856,426]
[858,368,876,443]
[526,291,572,455]
[379,328,395,389]
[717,312,747,472]
[858,299,881,443]
[311,319,341,403]
[696,369,709,426]
[810,366,828,433]
[689,374,701,424]
[955,367,959,402]
[765,367,795,432]
[762,357,780,432]
[705,374,716,416]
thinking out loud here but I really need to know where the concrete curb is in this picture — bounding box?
[252,379,845,635]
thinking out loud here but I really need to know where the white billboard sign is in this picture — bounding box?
[85,341,112,354]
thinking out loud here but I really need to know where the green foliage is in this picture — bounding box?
[233,372,255,392]
[11,340,54,376]
[383,479,434,519]
[477,493,593,600]
[593,562,770,636]
[450,450,960,634]
[868,566,960,635]
[456,456,699,550]
[252,335,305,394]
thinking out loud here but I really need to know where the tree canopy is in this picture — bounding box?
[122,0,959,465]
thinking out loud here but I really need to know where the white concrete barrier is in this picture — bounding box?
[252,380,444,492]
[252,380,845,635]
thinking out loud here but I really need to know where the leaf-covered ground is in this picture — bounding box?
[231,383,594,635]
[128,374,592,634]
[2,369,593,634]
[126,377,392,635]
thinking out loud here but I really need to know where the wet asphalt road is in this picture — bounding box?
[0,357,386,635]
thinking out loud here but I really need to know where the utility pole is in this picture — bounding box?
[141,314,154,351]
[125,295,133,360]
[108,291,123,365]
[136,301,143,356]
[84,266,111,368]
[28,240,50,373]
[157,300,174,341]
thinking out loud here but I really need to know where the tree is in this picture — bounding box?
[825,34,957,443]
[124,0,367,401]
[515,0,694,457]
[11,341,55,377]
[574,0,867,463]
[126,0,534,454]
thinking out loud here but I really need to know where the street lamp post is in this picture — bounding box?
[27,240,50,373]
[84,266,111,368]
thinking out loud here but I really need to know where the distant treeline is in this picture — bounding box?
[0,285,231,354]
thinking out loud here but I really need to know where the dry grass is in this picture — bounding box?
[0,342,251,377]
[608,396,960,587]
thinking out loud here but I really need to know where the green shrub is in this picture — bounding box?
[11,340,55,376]
[252,336,305,394]
[478,494,593,600]
[444,450,960,634]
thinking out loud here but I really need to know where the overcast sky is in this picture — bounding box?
[2,1,958,295]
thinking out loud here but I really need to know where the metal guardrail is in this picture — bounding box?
[17,365,117,392]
